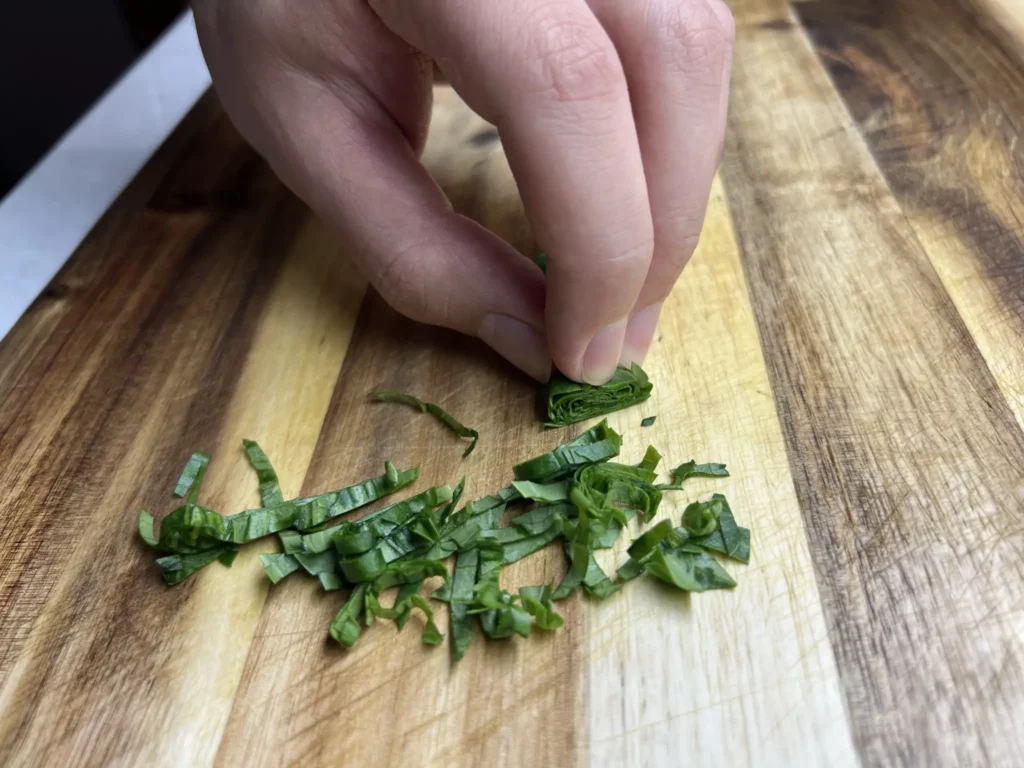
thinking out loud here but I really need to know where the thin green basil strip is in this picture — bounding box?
[544,363,653,427]
[681,498,722,537]
[657,460,730,490]
[138,511,158,548]
[627,520,678,559]
[157,545,236,585]
[173,452,210,500]
[510,479,571,503]
[447,548,479,659]
[299,484,451,554]
[370,390,480,458]
[440,476,466,525]
[640,416,656,427]
[330,584,369,646]
[242,439,284,507]
[295,550,338,576]
[339,548,388,583]
[637,445,662,473]
[148,503,228,554]
[463,486,520,516]
[520,585,564,630]
[218,549,239,567]
[574,460,662,523]
[552,538,591,600]
[581,555,620,599]
[479,517,564,564]
[513,420,621,483]
[533,252,549,273]
[644,549,736,591]
[393,580,423,629]
[511,503,570,535]
[260,552,301,583]
[319,572,343,591]
[278,529,303,554]
[615,520,678,581]
[687,494,750,563]
[149,463,420,563]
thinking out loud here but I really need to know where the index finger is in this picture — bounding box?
[369,0,654,383]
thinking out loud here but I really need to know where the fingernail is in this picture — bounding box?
[582,318,627,385]
[620,302,663,367]
[479,314,552,383]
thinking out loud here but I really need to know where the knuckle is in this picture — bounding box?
[375,246,434,325]
[649,0,735,75]
[525,11,626,103]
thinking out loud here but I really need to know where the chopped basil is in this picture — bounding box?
[139,421,748,658]
[370,390,480,457]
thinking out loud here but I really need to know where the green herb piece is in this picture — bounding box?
[681,498,722,537]
[615,520,679,582]
[294,550,338,576]
[339,548,388,583]
[510,480,571,503]
[641,416,656,427]
[519,585,564,630]
[242,439,284,507]
[393,581,423,629]
[581,555,620,599]
[370,391,480,458]
[657,460,730,490]
[138,511,158,548]
[687,494,750,563]
[513,420,621,483]
[155,545,238,585]
[544,363,653,427]
[448,548,479,660]
[298,484,452,554]
[173,452,210,501]
[278,529,303,554]
[637,445,662,472]
[319,572,343,592]
[330,584,369,646]
[483,516,564,564]
[644,549,736,591]
[260,552,301,583]
[533,252,549,273]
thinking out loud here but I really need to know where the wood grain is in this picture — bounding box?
[796,0,1024,430]
[0,111,365,764]
[2,2,1024,765]
[723,4,1024,766]
[586,176,856,767]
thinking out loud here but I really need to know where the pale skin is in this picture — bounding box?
[193,0,734,384]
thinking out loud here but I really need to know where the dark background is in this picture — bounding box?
[0,0,187,199]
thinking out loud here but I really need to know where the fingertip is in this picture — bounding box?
[578,318,627,385]
[619,302,662,368]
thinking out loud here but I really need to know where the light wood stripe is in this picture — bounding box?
[586,176,858,766]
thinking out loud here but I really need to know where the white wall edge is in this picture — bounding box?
[0,10,211,342]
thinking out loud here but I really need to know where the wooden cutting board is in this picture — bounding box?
[2,1,1023,765]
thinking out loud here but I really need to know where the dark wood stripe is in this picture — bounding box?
[0,105,308,763]
[797,0,1024,346]
[722,14,1024,768]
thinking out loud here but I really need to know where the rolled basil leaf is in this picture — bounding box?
[544,363,653,427]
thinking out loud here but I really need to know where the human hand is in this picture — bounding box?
[193,0,734,383]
